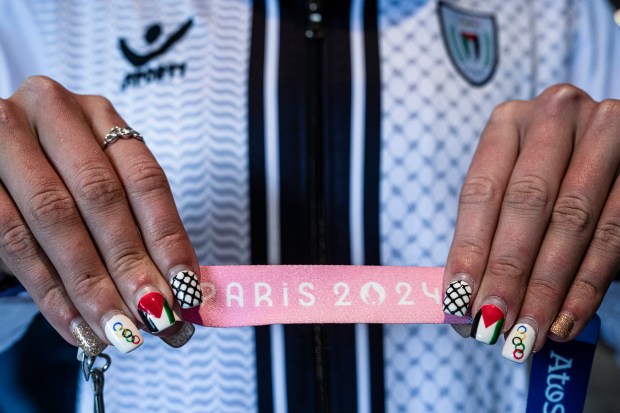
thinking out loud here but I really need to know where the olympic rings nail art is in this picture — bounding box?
[502,322,536,363]
[104,313,143,354]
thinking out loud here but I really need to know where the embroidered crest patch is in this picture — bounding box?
[438,1,498,86]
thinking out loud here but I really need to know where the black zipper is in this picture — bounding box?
[306,0,326,265]
[305,2,331,413]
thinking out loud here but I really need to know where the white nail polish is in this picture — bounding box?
[502,322,536,363]
[104,313,143,354]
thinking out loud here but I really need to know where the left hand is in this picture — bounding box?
[443,84,620,362]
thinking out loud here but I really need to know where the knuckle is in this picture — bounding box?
[150,218,186,250]
[22,75,58,90]
[539,84,588,115]
[550,193,593,233]
[36,282,69,315]
[74,164,126,206]
[570,276,602,302]
[0,218,39,260]
[27,187,78,229]
[592,99,620,125]
[489,100,522,124]
[593,217,620,253]
[459,176,502,206]
[486,254,528,283]
[527,277,562,302]
[20,75,69,105]
[126,158,169,197]
[83,95,118,117]
[0,98,18,127]
[107,241,147,276]
[503,175,552,212]
[451,237,487,261]
[71,271,108,301]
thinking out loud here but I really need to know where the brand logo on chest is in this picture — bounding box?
[118,19,193,90]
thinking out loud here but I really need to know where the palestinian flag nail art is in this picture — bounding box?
[471,304,505,345]
[171,270,202,309]
[443,280,472,316]
[138,291,176,333]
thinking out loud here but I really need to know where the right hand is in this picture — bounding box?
[0,76,201,354]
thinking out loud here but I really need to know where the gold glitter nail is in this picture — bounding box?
[71,320,107,356]
[550,312,575,338]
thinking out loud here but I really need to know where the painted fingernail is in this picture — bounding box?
[170,268,202,309]
[502,321,537,363]
[443,276,473,316]
[137,289,176,333]
[160,322,195,348]
[549,312,575,339]
[71,318,107,357]
[450,323,472,338]
[471,298,506,345]
[103,313,143,354]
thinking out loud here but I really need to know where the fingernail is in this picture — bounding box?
[502,321,537,363]
[450,323,472,338]
[103,313,143,354]
[549,312,575,339]
[443,275,473,316]
[170,267,202,309]
[71,318,107,357]
[160,322,195,348]
[137,289,176,333]
[471,297,506,345]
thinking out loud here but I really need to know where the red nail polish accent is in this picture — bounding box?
[138,291,175,333]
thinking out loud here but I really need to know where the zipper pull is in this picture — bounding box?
[305,1,325,39]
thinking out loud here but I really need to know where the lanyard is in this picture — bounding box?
[182,265,598,413]
[182,265,465,326]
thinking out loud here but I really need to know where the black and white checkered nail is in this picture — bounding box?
[443,279,472,316]
[171,270,202,309]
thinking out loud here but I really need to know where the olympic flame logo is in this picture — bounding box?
[360,282,386,305]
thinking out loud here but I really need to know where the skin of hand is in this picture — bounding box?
[0,76,199,351]
[445,83,620,353]
[3,77,616,357]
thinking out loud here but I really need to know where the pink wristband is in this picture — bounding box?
[182,265,468,327]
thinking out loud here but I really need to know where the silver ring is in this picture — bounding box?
[102,126,144,149]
